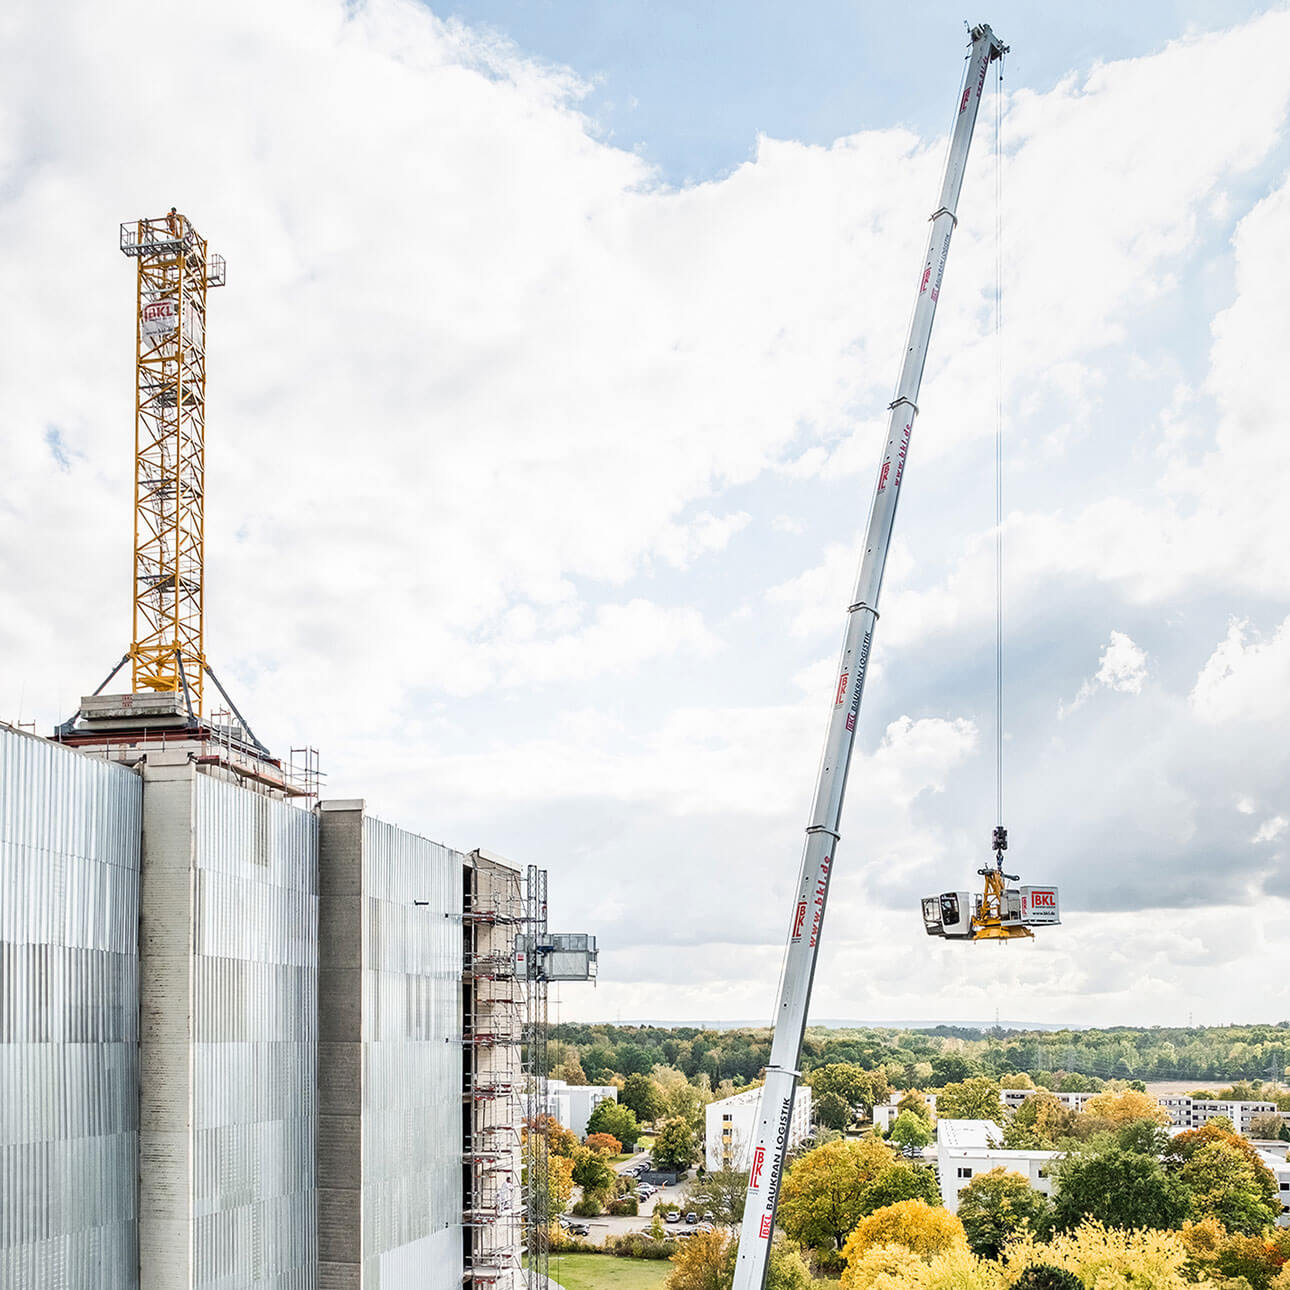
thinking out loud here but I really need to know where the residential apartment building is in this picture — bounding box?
[935,1119,1059,1215]
[531,1080,619,1140]
[705,1086,813,1172]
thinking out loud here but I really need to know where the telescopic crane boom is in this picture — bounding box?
[731,25,1007,1290]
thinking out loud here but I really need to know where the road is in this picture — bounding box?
[562,1149,714,1244]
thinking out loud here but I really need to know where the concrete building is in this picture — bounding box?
[535,1080,618,1141]
[705,1086,812,1172]
[0,719,592,1290]
[1001,1086,1277,1134]
[935,1120,1060,1215]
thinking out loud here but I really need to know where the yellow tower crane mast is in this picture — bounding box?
[119,209,225,716]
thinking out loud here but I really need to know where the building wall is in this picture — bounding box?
[138,756,318,1290]
[543,1081,617,1140]
[318,803,462,1290]
[705,1086,812,1172]
[0,726,142,1288]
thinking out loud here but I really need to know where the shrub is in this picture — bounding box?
[572,1195,603,1217]
[607,1196,639,1217]
[606,1233,676,1260]
[1011,1266,1083,1290]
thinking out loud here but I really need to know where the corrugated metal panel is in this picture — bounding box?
[361,816,462,1290]
[0,727,142,1288]
[191,775,318,1290]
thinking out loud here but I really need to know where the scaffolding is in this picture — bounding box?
[463,856,539,1290]
[462,855,595,1289]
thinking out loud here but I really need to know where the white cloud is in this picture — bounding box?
[4,0,1290,1027]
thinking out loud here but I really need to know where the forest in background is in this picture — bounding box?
[548,1021,1290,1091]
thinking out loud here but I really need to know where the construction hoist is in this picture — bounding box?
[732,24,1025,1290]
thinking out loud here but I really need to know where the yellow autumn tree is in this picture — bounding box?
[1078,1089,1170,1126]
[1004,1220,1192,1289]
[844,1243,1003,1290]
[843,1200,968,1265]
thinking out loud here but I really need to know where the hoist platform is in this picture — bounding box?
[922,832,1060,941]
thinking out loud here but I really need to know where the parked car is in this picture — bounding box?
[702,1211,714,1223]
[664,1211,681,1223]
[569,1222,590,1236]
[675,1228,694,1239]
[685,1211,698,1224]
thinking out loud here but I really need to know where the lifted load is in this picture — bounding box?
[921,829,1060,941]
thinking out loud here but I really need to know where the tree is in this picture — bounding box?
[683,1169,748,1227]
[1005,1221,1195,1288]
[553,1052,588,1085]
[1180,1140,1280,1233]
[583,1044,617,1081]
[778,1139,898,1269]
[570,1145,615,1195]
[955,1168,1053,1258]
[585,1099,640,1149]
[1078,1088,1169,1126]
[1167,1123,1281,1222]
[584,1132,621,1156]
[621,1072,665,1124]
[1051,1146,1190,1232]
[841,1200,967,1262]
[1010,1267,1082,1290]
[935,1078,1001,1121]
[1003,1093,1077,1149]
[525,1113,577,1157]
[888,1111,933,1150]
[1000,1073,1037,1090]
[898,1090,933,1123]
[815,1090,852,1131]
[665,1230,813,1290]
[1249,1113,1285,1139]
[532,1152,575,1222]
[860,1160,941,1212]
[655,1116,699,1170]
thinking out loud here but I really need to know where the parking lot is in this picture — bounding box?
[557,1151,722,1244]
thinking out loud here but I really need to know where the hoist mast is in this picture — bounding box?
[732,25,1007,1290]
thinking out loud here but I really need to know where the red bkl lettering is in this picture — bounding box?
[791,901,808,939]
[1034,892,1054,906]
[835,673,849,706]
[877,461,891,491]
[920,266,931,293]
[759,1214,773,1239]
[750,1147,765,1188]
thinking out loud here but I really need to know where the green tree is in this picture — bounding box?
[935,1077,1001,1121]
[806,1063,889,1119]
[1167,1124,1281,1222]
[1051,1146,1190,1232]
[585,1099,640,1149]
[1180,1140,1280,1233]
[621,1072,664,1124]
[889,1111,933,1150]
[860,1160,941,1211]
[955,1167,1053,1258]
[1003,1093,1077,1149]
[570,1145,614,1195]
[778,1138,898,1269]
[655,1116,699,1170]
[898,1090,933,1123]
[814,1090,852,1131]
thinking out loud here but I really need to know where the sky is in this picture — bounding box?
[3,0,1290,1030]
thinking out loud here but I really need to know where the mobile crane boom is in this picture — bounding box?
[732,26,1007,1290]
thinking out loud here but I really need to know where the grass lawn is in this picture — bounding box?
[546,1253,672,1290]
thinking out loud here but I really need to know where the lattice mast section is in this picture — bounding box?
[523,865,550,1290]
[120,211,226,715]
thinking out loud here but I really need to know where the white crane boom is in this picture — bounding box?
[731,25,1007,1290]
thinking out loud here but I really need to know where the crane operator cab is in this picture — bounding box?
[921,828,1060,942]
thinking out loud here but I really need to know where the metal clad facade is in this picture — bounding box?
[192,775,318,1290]
[361,816,462,1289]
[0,727,142,1288]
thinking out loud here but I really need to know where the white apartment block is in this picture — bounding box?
[1157,1097,1278,1134]
[935,1119,1060,1215]
[706,1086,813,1172]
[1254,1147,1290,1227]
[1000,1088,1095,1114]
[530,1079,618,1140]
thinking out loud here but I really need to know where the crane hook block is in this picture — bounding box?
[992,825,1008,852]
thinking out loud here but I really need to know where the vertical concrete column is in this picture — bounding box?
[138,752,198,1290]
[318,801,365,1290]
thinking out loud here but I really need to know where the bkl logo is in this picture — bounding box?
[919,266,932,293]
[750,1147,766,1189]
[791,901,808,940]
[759,1215,773,1239]
[1032,891,1055,907]
[835,672,849,706]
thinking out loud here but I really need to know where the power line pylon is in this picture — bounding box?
[119,209,225,717]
